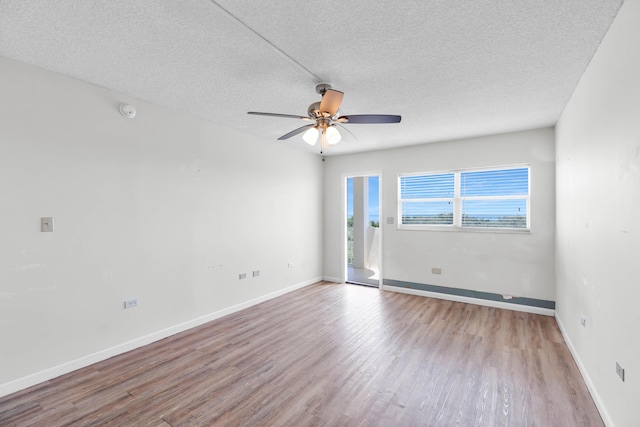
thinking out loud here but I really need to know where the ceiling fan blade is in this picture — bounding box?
[337,114,401,124]
[319,89,344,116]
[248,112,312,121]
[277,124,316,140]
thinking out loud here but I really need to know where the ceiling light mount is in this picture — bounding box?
[119,103,136,119]
[315,83,333,96]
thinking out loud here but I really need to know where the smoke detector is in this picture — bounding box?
[119,103,136,119]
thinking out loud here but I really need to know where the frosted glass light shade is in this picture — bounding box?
[303,127,319,145]
[326,126,341,144]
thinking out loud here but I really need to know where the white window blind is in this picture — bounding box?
[460,168,529,228]
[400,173,454,225]
[399,166,530,230]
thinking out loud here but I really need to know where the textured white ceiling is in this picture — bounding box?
[0,0,624,155]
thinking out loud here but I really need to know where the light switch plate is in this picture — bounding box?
[41,217,54,232]
[616,361,625,381]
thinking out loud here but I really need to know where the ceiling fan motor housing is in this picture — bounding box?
[308,101,321,118]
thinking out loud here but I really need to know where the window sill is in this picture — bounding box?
[397,225,531,234]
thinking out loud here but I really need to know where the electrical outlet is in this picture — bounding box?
[431,267,442,275]
[124,298,138,309]
[580,316,586,327]
[252,270,260,277]
[239,273,247,279]
[616,362,625,382]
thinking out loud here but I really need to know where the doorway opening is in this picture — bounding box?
[346,175,381,287]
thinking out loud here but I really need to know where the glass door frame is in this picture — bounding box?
[342,171,383,288]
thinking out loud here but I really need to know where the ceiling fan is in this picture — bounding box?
[248,84,401,153]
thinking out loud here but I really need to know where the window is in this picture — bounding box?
[399,166,529,231]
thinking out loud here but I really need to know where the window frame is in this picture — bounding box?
[397,165,531,233]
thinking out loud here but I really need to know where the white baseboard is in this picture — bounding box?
[555,315,613,427]
[0,276,321,399]
[323,276,343,283]
[383,285,555,316]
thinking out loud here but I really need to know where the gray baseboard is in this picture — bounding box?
[383,279,555,310]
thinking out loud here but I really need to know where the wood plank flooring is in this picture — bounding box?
[0,282,603,426]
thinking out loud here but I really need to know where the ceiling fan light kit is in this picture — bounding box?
[303,127,319,145]
[248,83,400,153]
[325,126,341,145]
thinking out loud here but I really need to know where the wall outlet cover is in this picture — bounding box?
[41,217,54,232]
[124,298,139,309]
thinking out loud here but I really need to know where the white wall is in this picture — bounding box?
[324,128,555,301]
[0,57,323,393]
[555,0,640,425]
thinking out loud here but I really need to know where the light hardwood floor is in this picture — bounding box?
[1,282,602,426]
